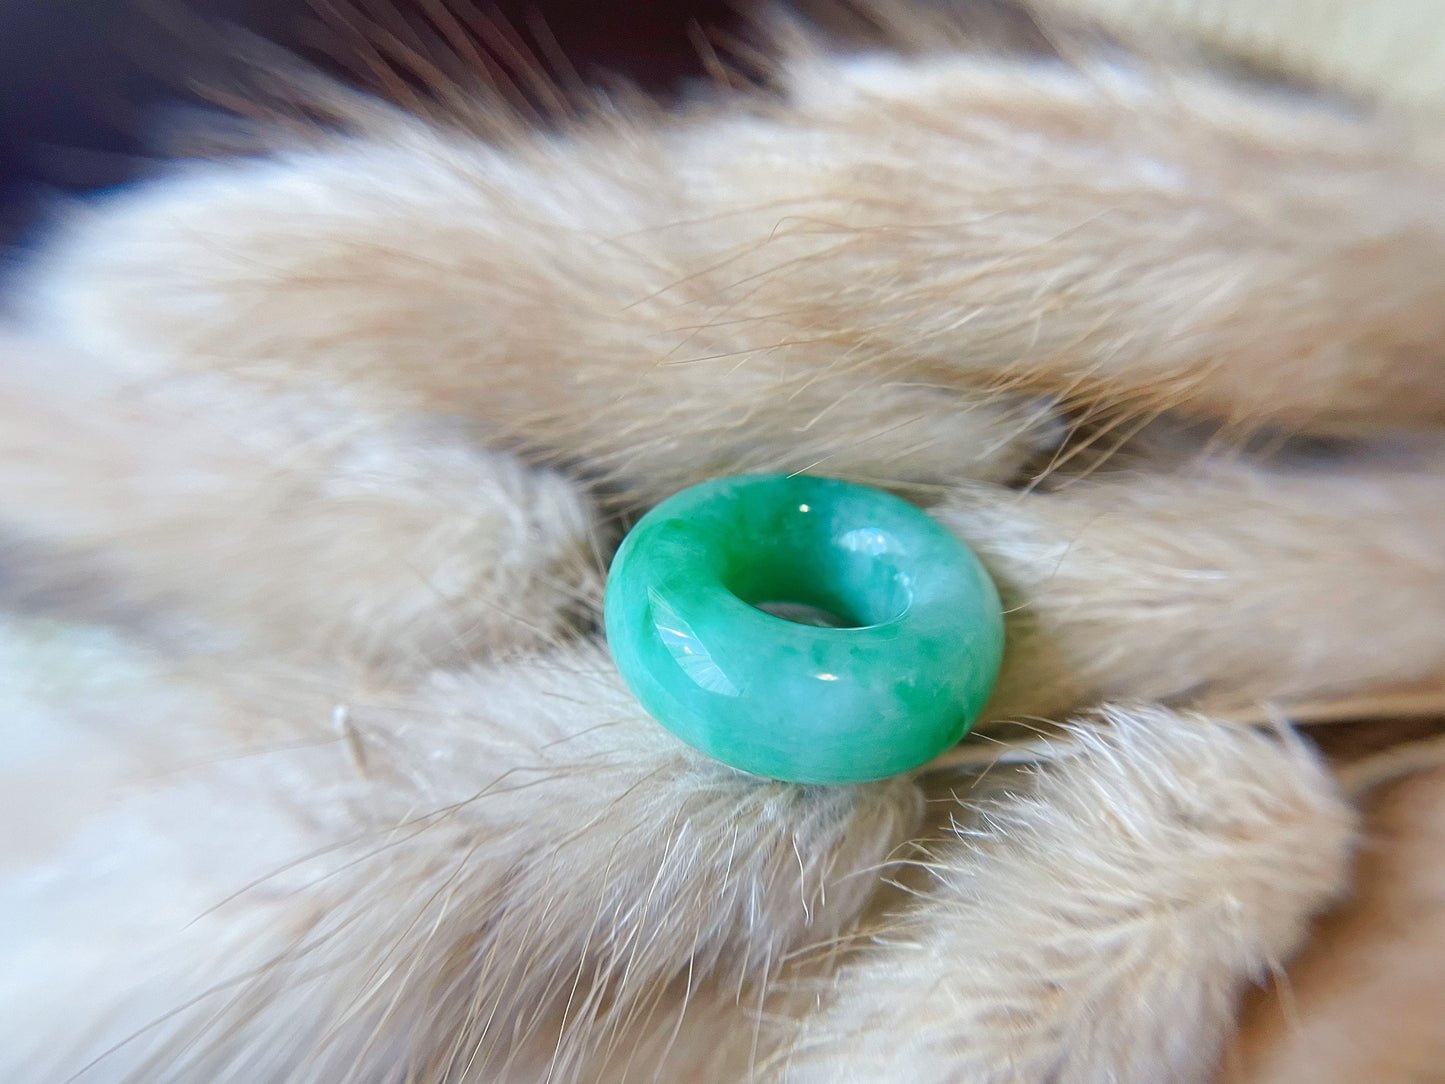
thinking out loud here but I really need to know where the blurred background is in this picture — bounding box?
[0,0,738,245]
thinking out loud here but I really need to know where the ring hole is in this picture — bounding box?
[751,599,859,628]
[721,514,914,630]
[726,550,911,630]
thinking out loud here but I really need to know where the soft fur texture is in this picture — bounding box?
[769,706,1354,1083]
[1223,762,1445,1083]
[2,1,1443,1081]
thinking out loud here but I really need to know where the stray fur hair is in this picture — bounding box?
[1,1,1442,1081]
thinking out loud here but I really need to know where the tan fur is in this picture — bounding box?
[2,3,1443,1081]
[767,706,1355,1083]
[23,41,1445,504]
[0,337,601,672]
[2,636,922,1081]
[1044,0,1445,115]
[1223,765,1445,1083]
[946,448,1445,723]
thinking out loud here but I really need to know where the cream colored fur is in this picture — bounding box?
[1,2,1442,1081]
[768,706,1355,1083]
[1047,0,1445,115]
[1223,763,1445,1082]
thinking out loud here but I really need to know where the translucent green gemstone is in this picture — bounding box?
[603,474,1005,784]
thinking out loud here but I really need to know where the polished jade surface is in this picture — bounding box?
[603,474,1005,784]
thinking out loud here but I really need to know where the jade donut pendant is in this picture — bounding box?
[603,474,1005,785]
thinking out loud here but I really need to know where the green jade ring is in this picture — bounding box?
[603,474,1005,784]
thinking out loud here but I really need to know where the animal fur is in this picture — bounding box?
[767,706,1355,1083]
[1,1,1443,1081]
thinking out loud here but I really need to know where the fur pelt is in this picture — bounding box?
[2,2,1443,1081]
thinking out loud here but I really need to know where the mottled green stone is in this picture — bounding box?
[603,474,1005,785]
